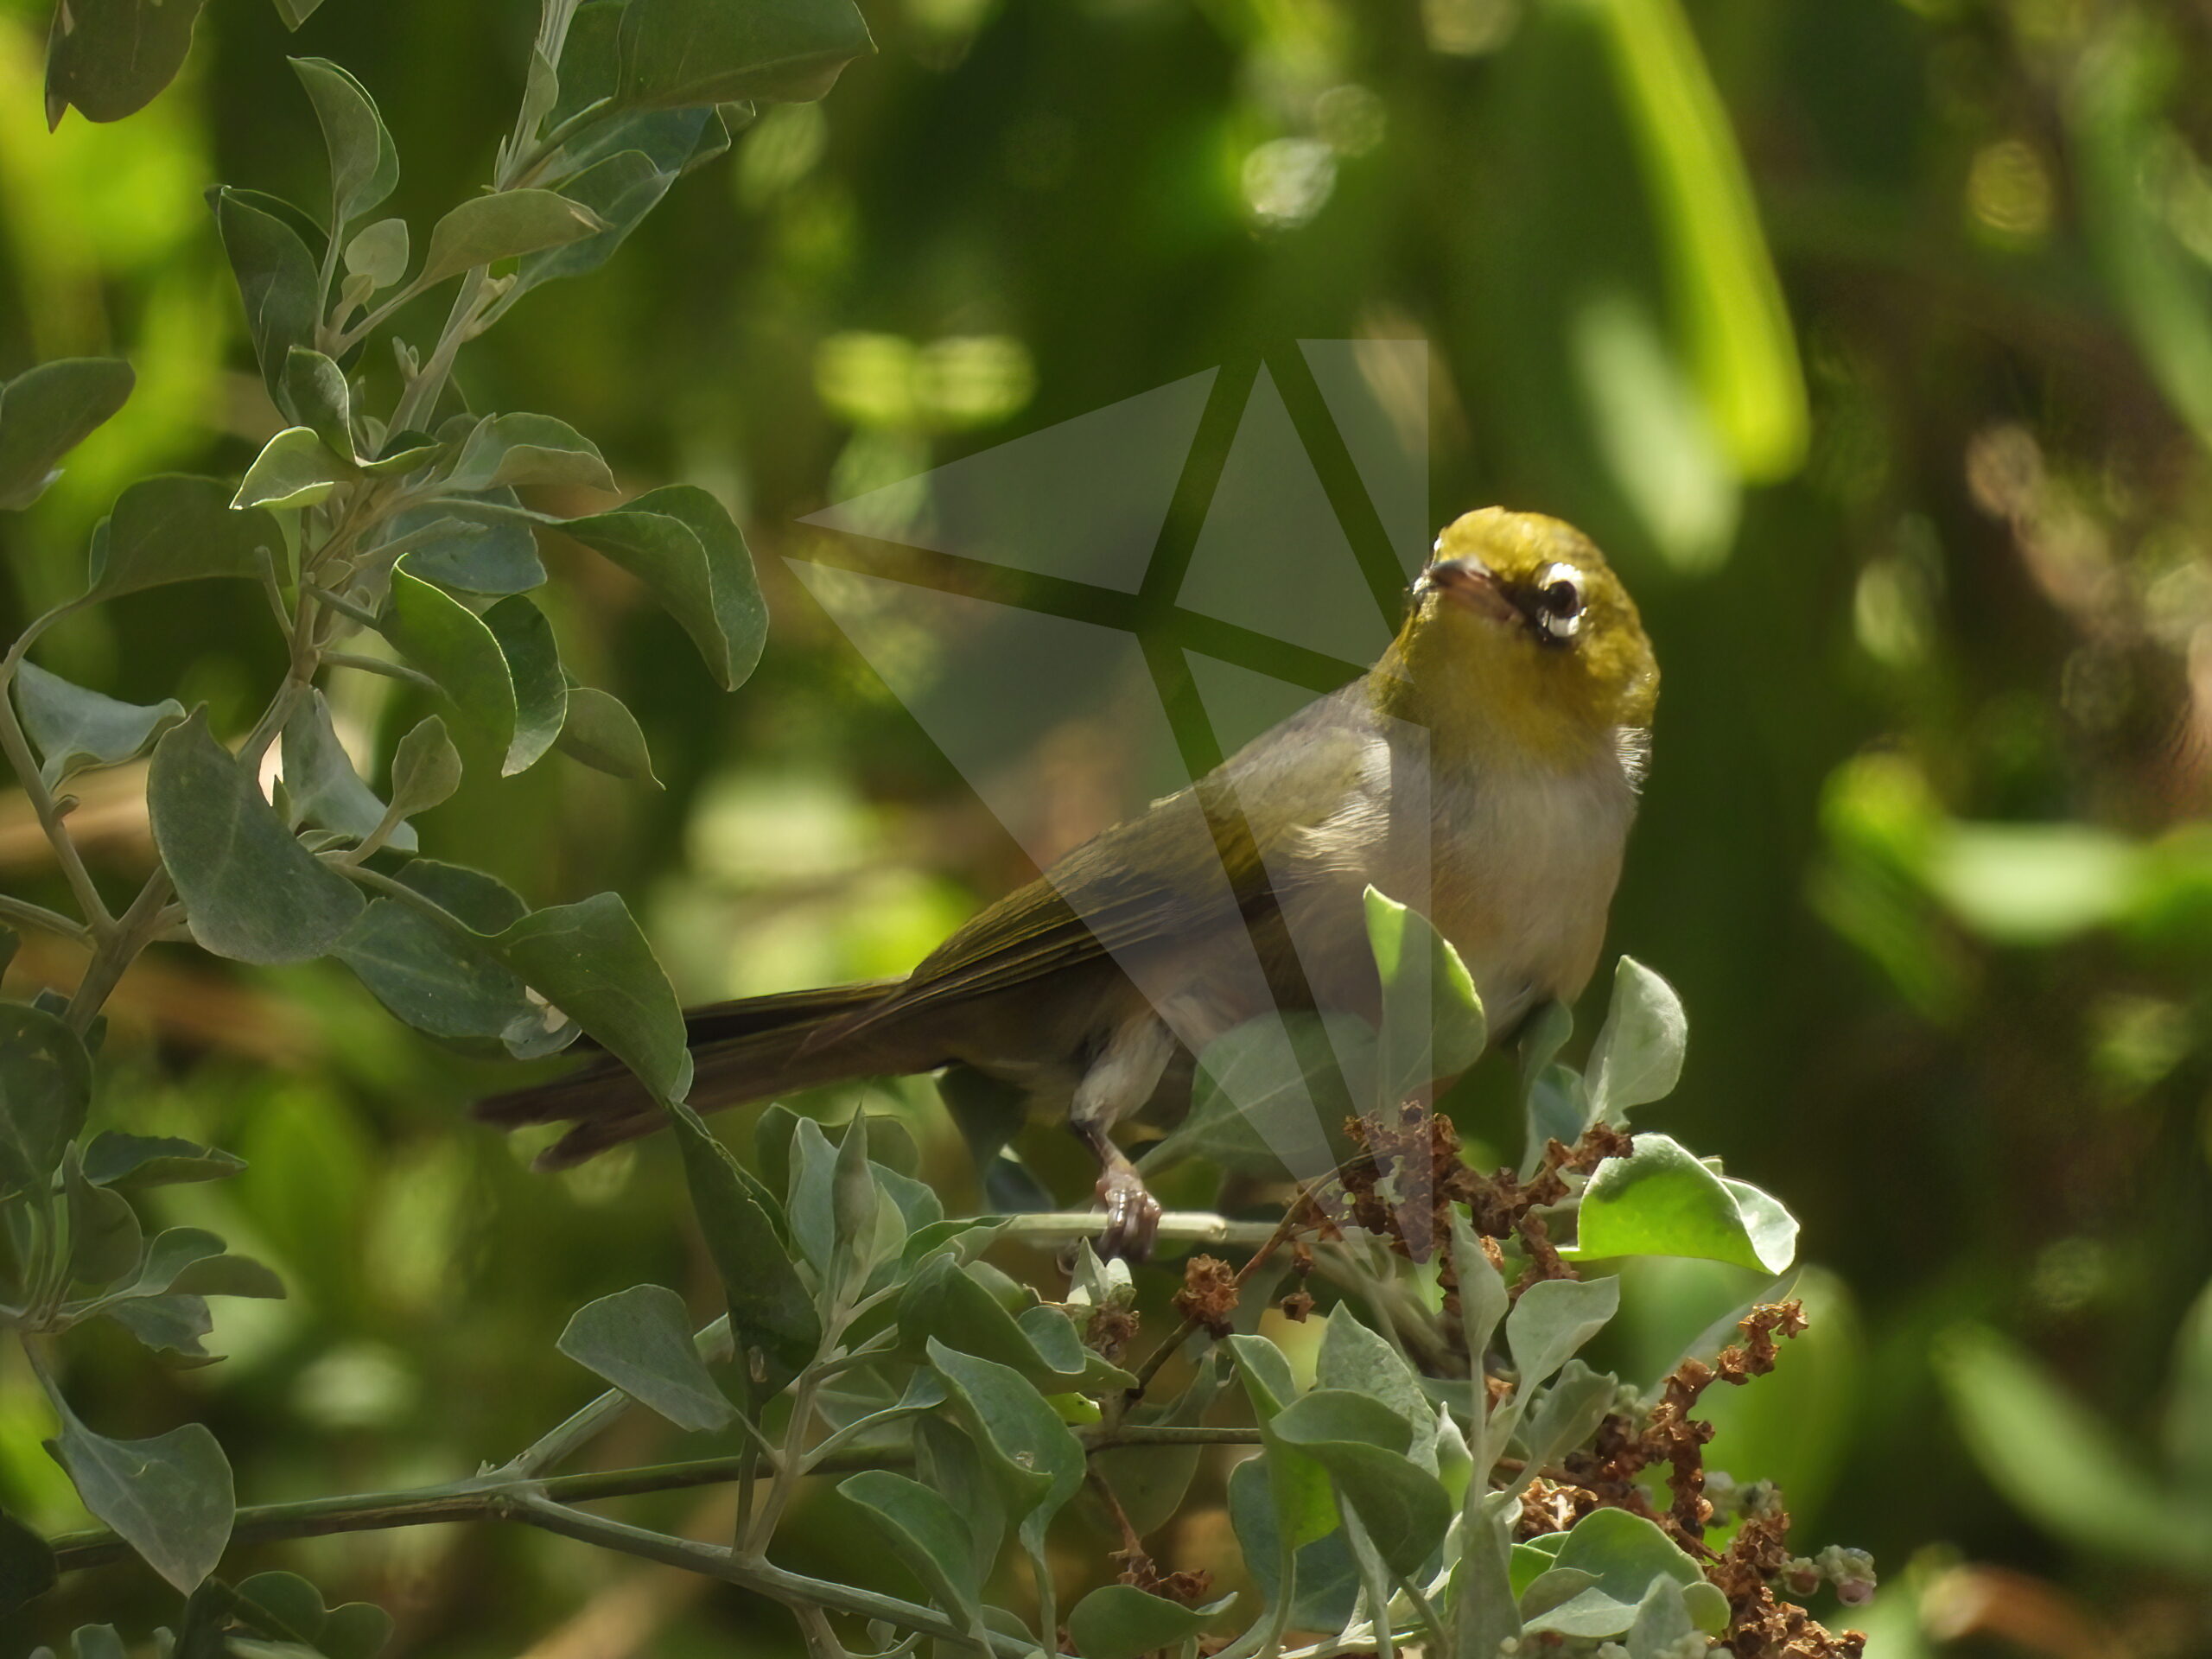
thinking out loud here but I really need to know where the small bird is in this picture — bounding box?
[479,507,1658,1256]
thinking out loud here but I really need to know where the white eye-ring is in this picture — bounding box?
[1533,562,1584,643]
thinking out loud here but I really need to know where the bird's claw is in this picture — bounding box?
[1095,1164,1162,1262]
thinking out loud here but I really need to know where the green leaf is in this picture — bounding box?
[493,893,690,1102]
[386,715,463,820]
[15,660,186,789]
[1227,1334,1338,1554]
[1068,1586,1234,1659]
[344,219,410,289]
[1271,1390,1452,1577]
[81,1132,245,1189]
[271,0,325,25]
[64,1147,143,1288]
[333,861,543,1049]
[1317,1310,1437,1471]
[233,1570,324,1643]
[1546,1508,1707,1619]
[2164,1280,2212,1491]
[42,0,210,127]
[556,686,660,785]
[1506,1276,1620,1400]
[282,348,355,460]
[0,358,135,510]
[86,475,283,600]
[1586,957,1686,1123]
[382,563,518,756]
[1226,1459,1361,1630]
[894,1253,1084,1385]
[148,712,365,964]
[1144,1010,1371,1177]
[448,413,615,494]
[1936,1323,2212,1572]
[617,0,874,110]
[480,596,567,775]
[667,1103,819,1397]
[926,1338,1085,1551]
[1363,886,1488,1102]
[516,149,678,295]
[416,191,606,288]
[559,485,766,690]
[0,1003,93,1200]
[558,1284,735,1433]
[1563,1135,1797,1274]
[1510,1362,1615,1500]
[68,1629,127,1659]
[232,426,350,510]
[213,188,320,412]
[44,1403,232,1593]
[99,1294,216,1364]
[372,499,547,594]
[0,1505,57,1615]
[838,1470,988,1633]
[829,1107,879,1302]
[290,58,397,226]
[282,690,416,853]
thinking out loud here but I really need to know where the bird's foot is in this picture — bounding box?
[1095,1162,1162,1262]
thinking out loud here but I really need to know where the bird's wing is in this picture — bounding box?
[842,691,1381,1031]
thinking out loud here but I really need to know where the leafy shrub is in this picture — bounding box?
[3,3,1873,1655]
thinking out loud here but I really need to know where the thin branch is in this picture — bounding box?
[0,893,92,946]
[41,1424,1262,1574]
[321,651,439,692]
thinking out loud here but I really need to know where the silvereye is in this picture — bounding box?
[480,507,1659,1256]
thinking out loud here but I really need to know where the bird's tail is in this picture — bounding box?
[474,980,923,1169]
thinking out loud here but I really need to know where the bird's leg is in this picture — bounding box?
[1071,1014,1178,1260]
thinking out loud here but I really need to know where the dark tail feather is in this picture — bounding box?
[475,979,919,1170]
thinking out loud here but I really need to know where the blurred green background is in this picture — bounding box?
[5,0,2212,1651]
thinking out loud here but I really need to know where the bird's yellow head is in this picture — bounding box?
[1375,508,1659,775]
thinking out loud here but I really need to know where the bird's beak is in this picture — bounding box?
[1416,558,1517,626]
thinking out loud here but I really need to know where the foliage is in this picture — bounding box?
[6,0,2212,1652]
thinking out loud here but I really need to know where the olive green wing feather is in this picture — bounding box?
[841,692,1378,1028]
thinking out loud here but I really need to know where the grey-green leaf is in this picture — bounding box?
[45,1406,232,1593]
[232,426,350,510]
[616,0,874,110]
[344,219,410,289]
[282,348,355,460]
[386,715,463,820]
[81,1132,245,1189]
[382,563,518,756]
[448,413,615,494]
[282,690,416,853]
[86,475,283,600]
[0,358,135,510]
[558,1284,735,1433]
[559,485,766,690]
[667,1103,819,1397]
[291,58,397,226]
[1363,885,1487,1103]
[926,1338,1085,1549]
[213,188,320,411]
[556,686,660,785]
[481,595,567,775]
[64,1147,143,1288]
[1586,957,1687,1122]
[493,893,690,1103]
[148,711,365,963]
[1144,1010,1370,1178]
[1067,1586,1234,1659]
[16,660,186,789]
[417,191,606,288]
[839,1470,988,1630]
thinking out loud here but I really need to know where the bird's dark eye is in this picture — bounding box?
[1530,562,1585,643]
